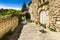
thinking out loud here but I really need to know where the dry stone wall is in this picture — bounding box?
[0,17,18,38]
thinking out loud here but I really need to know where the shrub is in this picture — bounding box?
[18,14,23,22]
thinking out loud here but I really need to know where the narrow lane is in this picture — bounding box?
[8,23,24,40]
[0,22,26,40]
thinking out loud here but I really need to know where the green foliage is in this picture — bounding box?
[0,9,22,19]
[28,0,32,6]
[21,2,28,12]
[18,13,23,22]
[36,21,39,25]
[49,27,57,32]
[25,12,31,20]
[27,19,32,23]
[40,23,46,28]
[32,20,34,23]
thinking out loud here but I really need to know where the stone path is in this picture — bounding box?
[18,23,60,40]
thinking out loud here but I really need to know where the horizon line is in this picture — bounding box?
[0,4,21,10]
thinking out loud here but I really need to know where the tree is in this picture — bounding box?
[21,2,28,12]
[28,0,32,6]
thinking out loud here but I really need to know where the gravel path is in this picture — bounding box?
[18,23,60,40]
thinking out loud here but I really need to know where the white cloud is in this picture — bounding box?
[0,5,21,10]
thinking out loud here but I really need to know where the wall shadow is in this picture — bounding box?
[22,12,31,20]
[0,21,27,40]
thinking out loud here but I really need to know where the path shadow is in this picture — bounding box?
[0,22,27,40]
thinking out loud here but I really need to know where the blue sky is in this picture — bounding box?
[0,0,31,10]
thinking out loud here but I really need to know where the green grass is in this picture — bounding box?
[40,23,46,28]
[36,21,39,25]
[49,27,57,32]
[27,19,32,23]
[40,23,57,32]
[0,14,12,19]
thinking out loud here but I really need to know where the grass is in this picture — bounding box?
[27,19,32,23]
[36,21,39,25]
[0,14,12,19]
[40,23,46,28]
[49,27,57,32]
[40,23,57,32]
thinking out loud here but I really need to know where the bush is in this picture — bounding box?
[0,9,22,19]
[0,14,12,19]
[18,14,23,22]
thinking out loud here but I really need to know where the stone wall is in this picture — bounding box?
[48,0,60,31]
[29,0,49,23]
[29,0,60,31]
[0,17,18,38]
[29,0,39,22]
